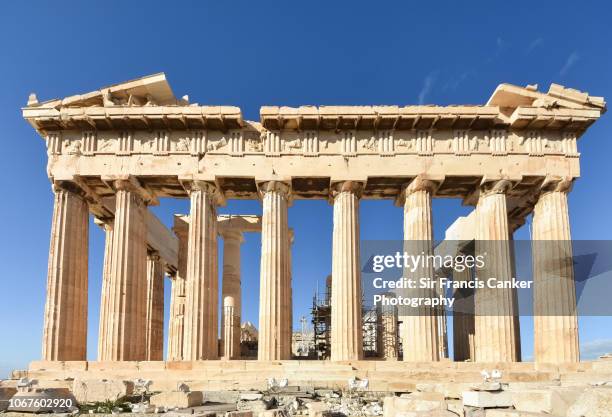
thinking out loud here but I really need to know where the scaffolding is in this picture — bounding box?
[311,275,403,359]
[312,275,332,359]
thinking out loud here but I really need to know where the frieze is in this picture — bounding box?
[49,129,582,159]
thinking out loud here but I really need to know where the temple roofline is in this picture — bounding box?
[23,74,605,135]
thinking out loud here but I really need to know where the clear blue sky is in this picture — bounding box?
[1,1,611,377]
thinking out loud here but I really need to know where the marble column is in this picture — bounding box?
[99,179,148,361]
[287,230,294,359]
[258,181,291,360]
[167,274,186,360]
[145,251,165,361]
[452,263,475,362]
[168,216,188,361]
[474,179,519,362]
[183,181,219,360]
[220,229,243,360]
[222,300,236,359]
[330,181,363,361]
[97,219,114,360]
[532,177,579,363]
[437,272,449,360]
[42,185,89,361]
[401,177,440,362]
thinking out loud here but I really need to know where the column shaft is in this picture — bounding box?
[42,186,89,361]
[258,181,291,360]
[474,180,519,362]
[401,177,440,362]
[452,265,475,361]
[287,231,294,359]
[532,178,579,363]
[168,275,186,360]
[97,220,114,360]
[223,302,237,359]
[99,181,148,361]
[183,182,219,360]
[145,252,165,361]
[168,216,188,361]
[221,230,242,359]
[330,181,363,361]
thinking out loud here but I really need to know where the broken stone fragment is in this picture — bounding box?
[446,399,463,417]
[510,387,583,415]
[416,383,474,400]
[390,411,457,417]
[566,386,612,417]
[71,378,134,403]
[470,382,502,392]
[462,390,512,408]
[384,393,447,416]
[130,402,156,413]
[240,392,264,401]
[150,390,203,408]
[238,399,272,412]
[205,390,242,403]
[226,411,254,417]
[260,409,289,417]
[485,410,564,417]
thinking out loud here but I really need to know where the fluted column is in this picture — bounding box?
[533,177,579,363]
[42,185,89,361]
[220,229,243,359]
[474,179,519,362]
[258,181,291,360]
[168,216,188,360]
[222,300,236,359]
[453,263,475,362]
[97,219,114,360]
[437,271,449,359]
[183,181,219,360]
[287,230,294,359]
[330,181,363,361]
[400,176,440,362]
[168,274,186,360]
[145,252,165,361]
[99,179,148,361]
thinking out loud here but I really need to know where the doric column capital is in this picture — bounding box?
[397,174,443,206]
[102,175,157,205]
[189,180,218,194]
[185,180,226,206]
[479,177,516,197]
[330,180,364,199]
[540,175,573,195]
[219,228,244,243]
[406,175,441,194]
[258,180,291,197]
[51,179,88,202]
[113,178,136,192]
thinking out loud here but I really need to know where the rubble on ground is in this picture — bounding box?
[0,373,611,416]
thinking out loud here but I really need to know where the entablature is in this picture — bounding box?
[24,74,605,229]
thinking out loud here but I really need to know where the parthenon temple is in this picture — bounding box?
[22,74,606,383]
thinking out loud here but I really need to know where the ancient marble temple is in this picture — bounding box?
[23,73,605,366]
